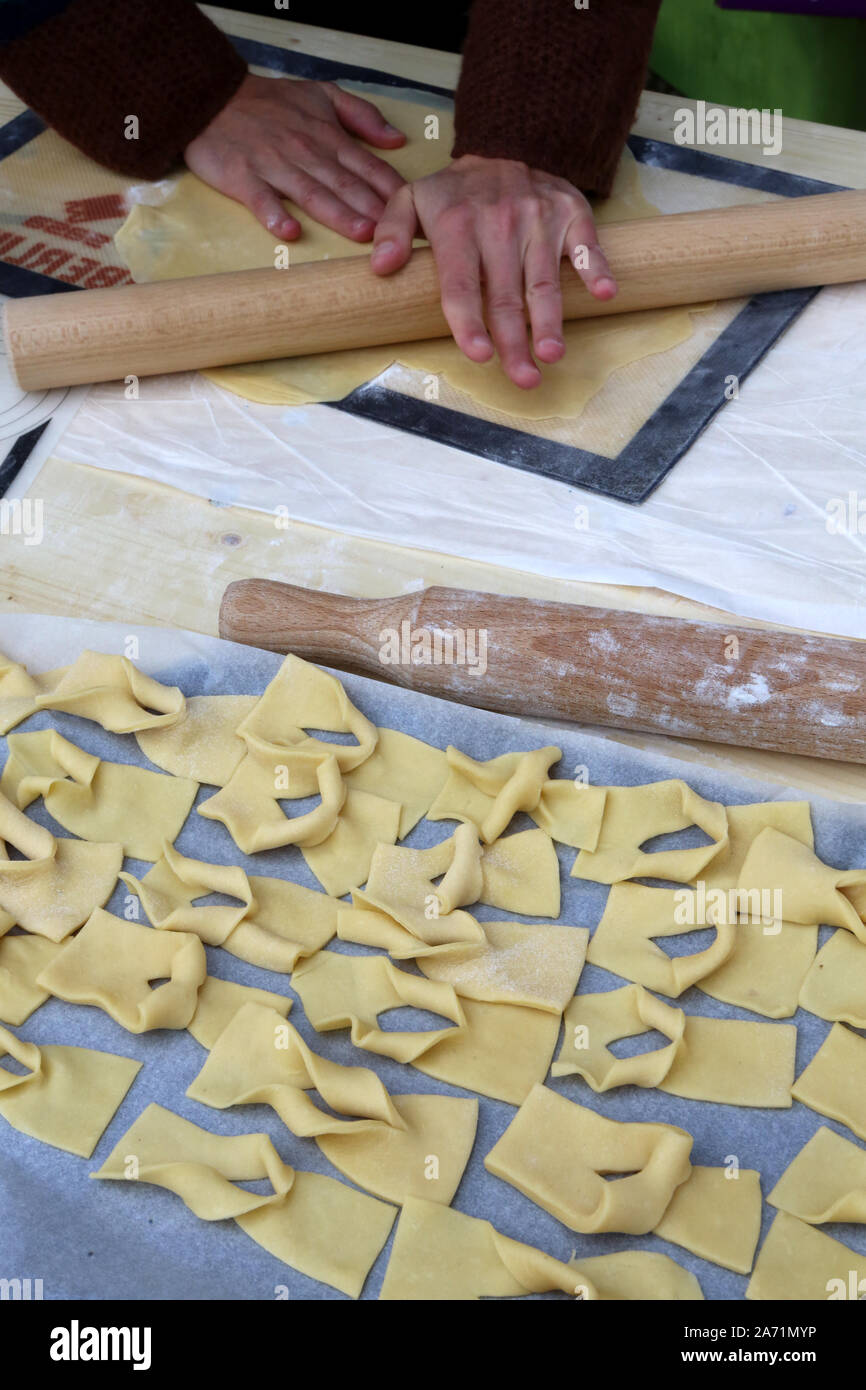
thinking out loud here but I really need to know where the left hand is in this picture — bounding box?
[370,155,617,389]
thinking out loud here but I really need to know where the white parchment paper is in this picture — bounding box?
[1,613,864,1301]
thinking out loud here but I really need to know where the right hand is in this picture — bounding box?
[185,74,408,243]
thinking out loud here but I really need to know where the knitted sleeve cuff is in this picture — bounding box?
[0,0,248,179]
[452,0,662,198]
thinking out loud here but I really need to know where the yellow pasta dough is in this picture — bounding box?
[380,1196,590,1300]
[568,1250,703,1301]
[187,1002,476,1205]
[698,916,817,1020]
[530,779,609,852]
[240,653,379,783]
[653,1165,763,1274]
[0,933,65,1024]
[0,788,122,941]
[428,745,554,843]
[478,828,562,918]
[0,649,186,735]
[136,694,257,784]
[551,984,686,1090]
[381,1197,704,1300]
[739,828,866,943]
[768,1126,866,1225]
[485,1084,693,1234]
[414,996,562,1105]
[354,822,485,949]
[293,950,560,1105]
[553,984,794,1106]
[37,908,207,1033]
[418,920,589,1013]
[122,843,338,972]
[292,950,465,1062]
[300,787,402,896]
[199,748,347,853]
[746,1210,866,1300]
[586,883,736,997]
[2,728,197,860]
[343,726,448,838]
[659,1015,796,1109]
[0,1023,141,1158]
[798,928,866,1027]
[0,650,41,734]
[791,1022,866,1140]
[34,651,184,732]
[572,780,729,885]
[693,800,814,892]
[428,744,607,851]
[93,1102,396,1298]
[197,656,397,870]
[187,975,292,1050]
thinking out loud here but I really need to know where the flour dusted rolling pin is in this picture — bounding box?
[219,580,865,764]
[7,190,866,391]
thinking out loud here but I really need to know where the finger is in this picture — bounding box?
[429,210,492,362]
[266,142,386,223]
[523,236,565,364]
[232,172,301,241]
[481,236,539,388]
[334,138,406,204]
[272,168,376,241]
[325,84,407,149]
[371,184,418,274]
[565,213,617,300]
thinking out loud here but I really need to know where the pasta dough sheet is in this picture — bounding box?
[114,89,709,421]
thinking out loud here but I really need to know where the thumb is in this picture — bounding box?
[371,184,418,274]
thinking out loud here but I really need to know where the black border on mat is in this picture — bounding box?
[0,420,50,495]
[0,34,850,504]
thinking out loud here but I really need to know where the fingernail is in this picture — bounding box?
[470,335,491,354]
[594,276,617,299]
[373,240,396,258]
[538,337,564,354]
[383,124,402,136]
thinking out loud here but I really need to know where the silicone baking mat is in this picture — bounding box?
[0,36,847,503]
[1,614,865,1301]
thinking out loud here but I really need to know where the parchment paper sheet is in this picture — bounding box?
[1,613,864,1301]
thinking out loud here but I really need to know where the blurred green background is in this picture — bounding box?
[650,0,866,129]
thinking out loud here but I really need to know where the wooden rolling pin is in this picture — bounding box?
[219,580,865,764]
[7,189,866,391]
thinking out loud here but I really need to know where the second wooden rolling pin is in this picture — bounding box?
[7,189,866,391]
[219,580,865,764]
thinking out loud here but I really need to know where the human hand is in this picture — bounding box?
[185,74,407,243]
[371,156,617,388]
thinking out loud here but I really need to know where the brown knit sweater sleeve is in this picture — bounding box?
[453,0,662,198]
[0,0,247,180]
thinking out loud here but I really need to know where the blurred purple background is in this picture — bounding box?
[716,1,866,14]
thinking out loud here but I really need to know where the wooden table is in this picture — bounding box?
[1,6,864,803]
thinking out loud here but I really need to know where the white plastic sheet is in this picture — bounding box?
[53,275,866,639]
